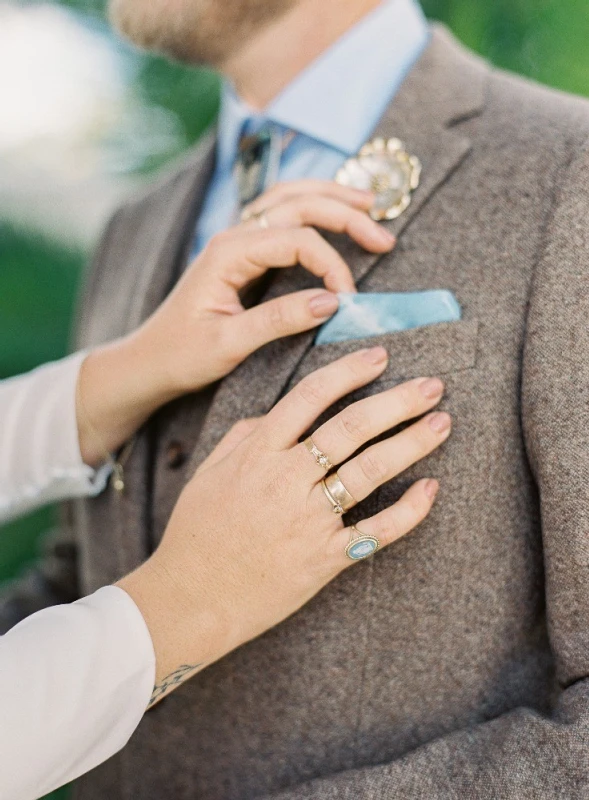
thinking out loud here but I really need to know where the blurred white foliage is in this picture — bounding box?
[0,1,184,243]
[0,4,123,164]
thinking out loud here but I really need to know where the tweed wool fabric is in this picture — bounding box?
[5,26,589,799]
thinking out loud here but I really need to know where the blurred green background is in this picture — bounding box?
[0,1,587,799]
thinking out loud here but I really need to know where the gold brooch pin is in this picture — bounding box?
[335,137,421,221]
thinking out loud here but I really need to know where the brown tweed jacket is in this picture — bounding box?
[17,25,589,799]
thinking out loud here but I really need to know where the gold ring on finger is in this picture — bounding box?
[256,210,270,229]
[242,207,270,229]
[321,471,357,515]
[345,525,380,561]
[304,437,333,471]
[241,206,270,230]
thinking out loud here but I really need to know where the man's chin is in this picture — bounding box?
[108,0,299,67]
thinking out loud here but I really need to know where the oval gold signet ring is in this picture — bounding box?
[345,525,379,561]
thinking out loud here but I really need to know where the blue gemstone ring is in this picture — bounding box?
[345,526,380,561]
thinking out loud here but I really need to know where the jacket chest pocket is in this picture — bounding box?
[285,319,479,431]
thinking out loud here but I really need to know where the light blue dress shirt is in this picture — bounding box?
[193,0,429,254]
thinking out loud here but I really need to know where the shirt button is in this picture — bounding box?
[166,441,187,469]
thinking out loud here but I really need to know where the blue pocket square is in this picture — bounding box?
[315,291,462,345]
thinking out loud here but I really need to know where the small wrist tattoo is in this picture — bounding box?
[148,663,203,708]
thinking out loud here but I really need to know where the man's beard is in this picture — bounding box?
[109,0,298,67]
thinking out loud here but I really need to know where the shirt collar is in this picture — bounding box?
[217,0,429,169]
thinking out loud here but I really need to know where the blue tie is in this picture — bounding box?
[235,122,282,208]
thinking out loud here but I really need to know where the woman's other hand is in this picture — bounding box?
[117,349,451,706]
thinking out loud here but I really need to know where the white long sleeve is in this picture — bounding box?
[0,585,156,800]
[0,353,111,524]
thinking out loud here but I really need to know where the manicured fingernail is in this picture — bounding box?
[362,346,388,364]
[419,377,444,399]
[424,479,439,499]
[378,227,396,246]
[309,292,339,318]
[429,412,452,434]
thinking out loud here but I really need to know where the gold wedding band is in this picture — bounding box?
[321,471,357,515]
[256,211,270,229]
[241,206,270,229]
[304,437,333,471]
[345,525,380,561]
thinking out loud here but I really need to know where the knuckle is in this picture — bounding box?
[338,405,369,442]
[394,381,419,418]
[402,427,431,459]
[341,352,370,381]
[240,433,268,468]
[296,194,321,211]
[299,226,322,247]
[407,487,430,520]
[290,198,315,224]
[296,374,326,407]
[348,208,367,227]
[357,448,388,484]
[249,420,272,451]
[243,416,261,431]
[204,231,230,257]
[414,417,438,449]
[267,298,291,331]
[268,234,294,263]
[216,323,240,360]
[376,514,401,544]
[232,418,256,437]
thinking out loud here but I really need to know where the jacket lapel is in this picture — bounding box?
[186,26,488,474]
[345,24,487,286]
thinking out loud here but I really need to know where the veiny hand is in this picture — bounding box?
[78,181,393,465]
[118,348,451,705]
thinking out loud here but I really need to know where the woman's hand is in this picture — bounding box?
[77,182,392,465]
[117,348,451,706]
[132,180,393,393]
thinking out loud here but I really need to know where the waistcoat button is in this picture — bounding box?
[166,441,187,469]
